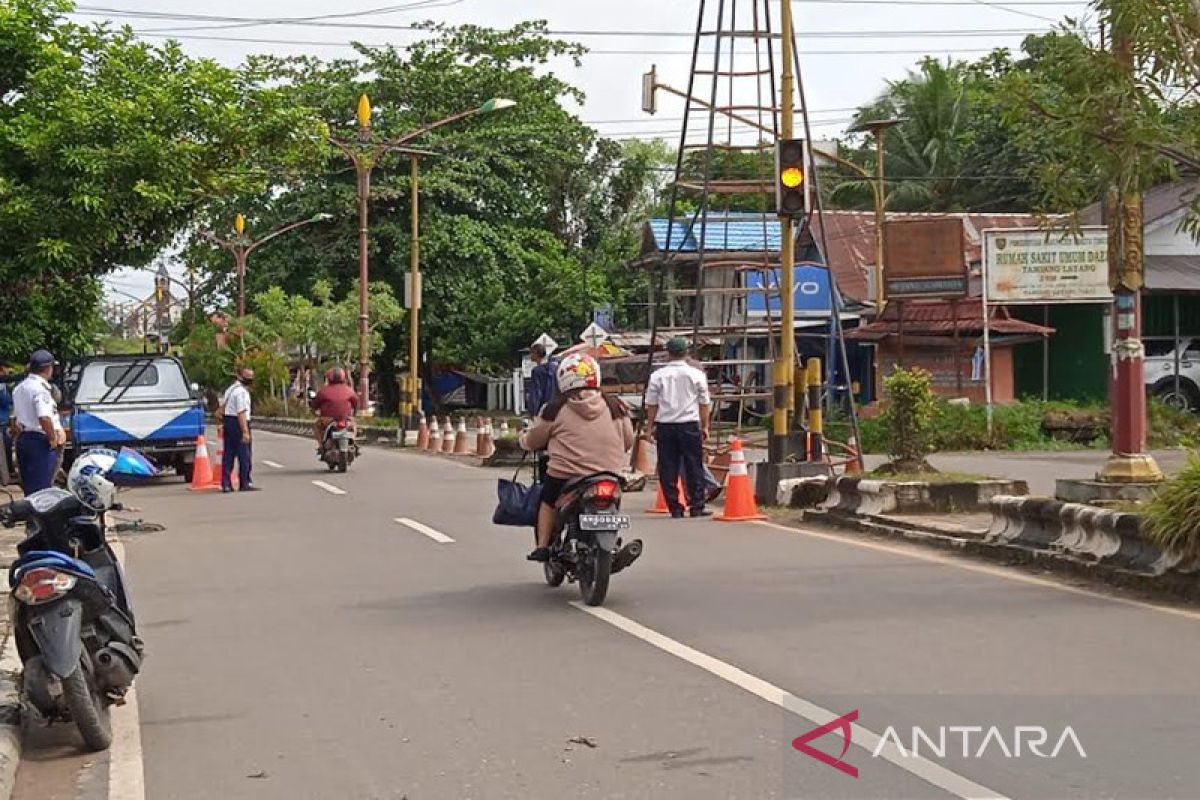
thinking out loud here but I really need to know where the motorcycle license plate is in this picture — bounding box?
[579,514,630,531]
[332,430,351,439]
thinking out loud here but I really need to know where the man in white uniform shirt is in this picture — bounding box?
[12,349,65,494]
[220,367,257,492]
[645,337,712,518]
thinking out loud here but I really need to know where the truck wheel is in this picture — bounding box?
[1153,382,1198,412]
[178,462,195,483]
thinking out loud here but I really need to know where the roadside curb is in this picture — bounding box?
[800,508,1200,604]
[0,624,23,800]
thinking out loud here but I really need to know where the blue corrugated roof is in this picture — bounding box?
[648,214,782,253]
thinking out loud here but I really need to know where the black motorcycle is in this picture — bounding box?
[3,488,143,751]
[543,472,643,607]
[319,417,359,473]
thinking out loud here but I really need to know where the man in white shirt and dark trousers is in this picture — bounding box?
[12,349,66,495]
[645,337,712,518]
[220,368,258,493]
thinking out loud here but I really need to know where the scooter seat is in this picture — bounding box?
[10,550,97,586]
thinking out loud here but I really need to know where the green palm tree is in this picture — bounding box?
[832,59,974,212]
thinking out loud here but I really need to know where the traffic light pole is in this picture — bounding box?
[773,0,797,442]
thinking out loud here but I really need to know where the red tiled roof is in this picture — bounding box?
[847,298,1055,339]
[809,211,1059,303]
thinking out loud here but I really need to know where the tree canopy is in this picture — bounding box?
[0,0,323,360]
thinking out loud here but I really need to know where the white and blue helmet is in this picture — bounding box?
[67,449,120,512]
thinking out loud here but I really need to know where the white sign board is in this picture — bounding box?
[579,322,609,348]
[532,333,558,356]
[984,227,1111,304]
[404,272,422,310]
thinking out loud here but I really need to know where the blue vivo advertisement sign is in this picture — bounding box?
[746,262,834,316]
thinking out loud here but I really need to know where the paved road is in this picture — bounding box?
[13,431,1200,800]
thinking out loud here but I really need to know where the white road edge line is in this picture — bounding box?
[756,519,1200,624]
[311,480,347,496]
[108,540,145,800]
[395,518,455,544]
[572,603,1010,800]
[263,460,285,469]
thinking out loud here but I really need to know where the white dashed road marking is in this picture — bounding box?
[263,460,285,469]
[573,603,1010,800]
[311,480,347,496]
[395,518,455,544]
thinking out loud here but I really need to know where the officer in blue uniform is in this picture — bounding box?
[12,350,65,495]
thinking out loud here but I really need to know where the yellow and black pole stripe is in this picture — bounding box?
[806,358,824,461]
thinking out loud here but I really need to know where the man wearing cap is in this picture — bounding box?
[12,350,66,495]
[219,367,258,493]
[645,337,712,518]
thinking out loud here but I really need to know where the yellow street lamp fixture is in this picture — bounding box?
[330,96,517,412]
[202,211,334,317]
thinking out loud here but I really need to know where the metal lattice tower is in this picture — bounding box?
[644,0,793,429]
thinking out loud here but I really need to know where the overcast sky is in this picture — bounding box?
[90,0,1089,300]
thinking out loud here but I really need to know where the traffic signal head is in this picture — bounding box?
[775,138,807,218]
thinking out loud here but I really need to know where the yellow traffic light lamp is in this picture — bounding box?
[775,138,807,218]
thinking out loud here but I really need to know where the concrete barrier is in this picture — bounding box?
[822,477,1025,516]
[985,494,1194,576]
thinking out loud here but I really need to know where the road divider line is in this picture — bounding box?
[572,603,1010,800]
[108,540,145,800]
[263,460,285,469]
[311,480,347,496]
[395,518,455,544]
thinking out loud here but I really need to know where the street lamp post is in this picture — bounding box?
[846,119,903,310]
[201,212,333,319]
[330,95,517,410]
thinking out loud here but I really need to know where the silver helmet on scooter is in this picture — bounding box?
[67,448,120,512]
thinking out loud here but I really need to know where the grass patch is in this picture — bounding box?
[1143,455,1200,560]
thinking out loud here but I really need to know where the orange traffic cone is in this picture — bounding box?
[426,418,441,452]
[648,478,689,515]
[440,419,455,453]
[189,436,220,492]
[416,413,430,450]
[482,419,496,457]
[846,434,864,476]
[715,438,765,522]
[453,418,471,455]
[475,417,485,455]
[631,436,654,475]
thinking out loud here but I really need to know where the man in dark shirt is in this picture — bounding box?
[311,367,360,451]
[527,344,559,414]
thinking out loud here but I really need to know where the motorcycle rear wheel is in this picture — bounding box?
[578,548,612,607]
[62,663,112,752]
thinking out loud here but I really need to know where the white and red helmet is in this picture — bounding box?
[556,353,602,394]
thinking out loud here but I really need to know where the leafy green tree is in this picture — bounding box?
[0,0,323,359]
[831,38,1102,214]
[998,4,1199,224]
[186,22,668,401]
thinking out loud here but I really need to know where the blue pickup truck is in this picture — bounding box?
[64,355,206,481]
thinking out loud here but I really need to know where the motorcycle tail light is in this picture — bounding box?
[585,480,620,509]
[336,420,349,429]
[14,568,77,605]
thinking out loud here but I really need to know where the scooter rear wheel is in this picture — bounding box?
[62,663,112,752]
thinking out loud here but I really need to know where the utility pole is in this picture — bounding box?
[403,153,423,432]
[773,0,797,441]
[155,265,169,354]
[1097,23,1162,484]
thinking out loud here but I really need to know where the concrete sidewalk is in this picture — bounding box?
[865,448,1190,497]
